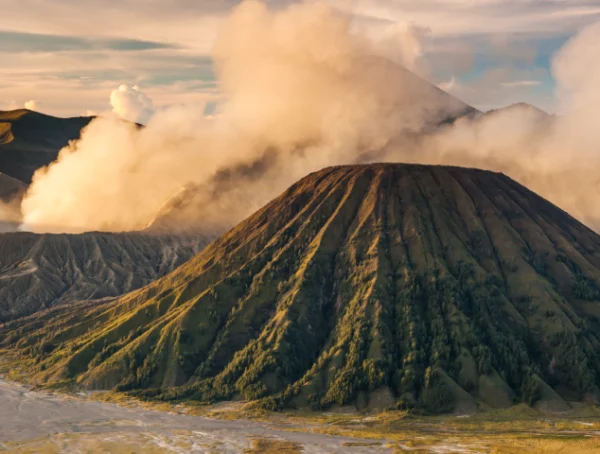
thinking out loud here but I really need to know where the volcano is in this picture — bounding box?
[4,164,600,413]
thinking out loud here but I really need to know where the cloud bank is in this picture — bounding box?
[24,100,38,111]
[2,0,600,117]
[17,1,600,236]
[20,0,466,233]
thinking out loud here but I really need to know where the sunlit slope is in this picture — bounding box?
[4,164,600,413]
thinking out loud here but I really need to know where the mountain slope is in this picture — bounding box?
[0,172,26,202]
[487,102,550,118]
[4,164,600,413]
[0,110,215,321]
[0,109,93,183]
[0,232,208,321]
[365,57,478,127]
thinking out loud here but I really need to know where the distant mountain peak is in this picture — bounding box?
[487,102,550,117]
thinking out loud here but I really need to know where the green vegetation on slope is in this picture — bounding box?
[3,164,600,413]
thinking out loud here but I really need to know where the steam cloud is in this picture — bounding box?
[110,85,154,124]
[0,202,20,232]
[17,1,600,235]
[415,21,600,230]
[24,100,38,111]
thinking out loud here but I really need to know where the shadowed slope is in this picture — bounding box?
[0,110,93,183]
[0,172,25,202]
[4,164,600,413]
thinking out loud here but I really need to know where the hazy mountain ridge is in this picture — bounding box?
[4,164,600,414]
[0,172,26,210]
[486,103,550,117]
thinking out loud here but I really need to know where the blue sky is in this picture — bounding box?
[1,0,600,116]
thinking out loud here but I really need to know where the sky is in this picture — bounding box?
[1,0,600,117]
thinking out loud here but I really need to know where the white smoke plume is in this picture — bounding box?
[17,1,600,235]
[24,100,38,111]
[20,0,462,233]
[110,85,154,124]
[0,201,21,232]
[364,22,431,74]
[406,21,600,230]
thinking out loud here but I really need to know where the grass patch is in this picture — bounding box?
[245,437,303,453]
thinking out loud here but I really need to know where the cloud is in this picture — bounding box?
[0,45,218,117]
[552,21,600,149]
[0,1,228,53]
[0,31,177,53]
[1,0,600,116]
[0,66,217,118]
[501,80,543,88]
[19,0,469,234]
[0,100,18,110]
[109,84,154,124]
[406,19,600,230]
[359,21,431,73]
[553,21,600,113]
[330,0,600,37]
[14,3,600,236]
[4,0,598,46]
[438,77,457,92]
[439,65,550,112]
[24,100,38,110]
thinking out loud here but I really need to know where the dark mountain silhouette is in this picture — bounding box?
[0,109,94,184]
[4,164,600,414]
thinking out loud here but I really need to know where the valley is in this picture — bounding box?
[1,378,599,453]
[0,378,391,453]
[4,164,600,415]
